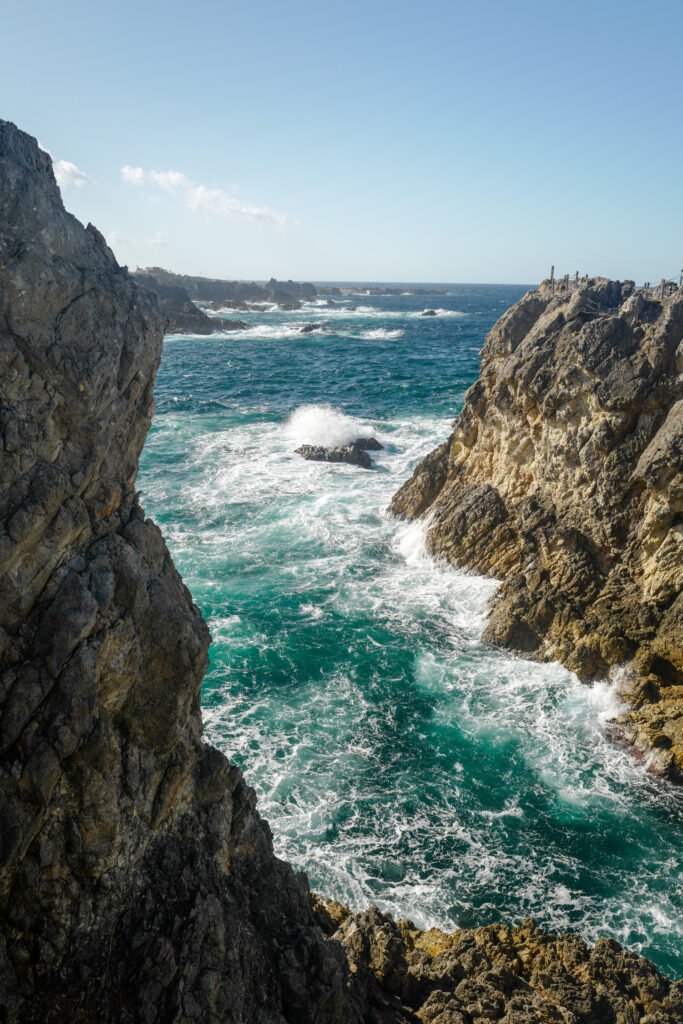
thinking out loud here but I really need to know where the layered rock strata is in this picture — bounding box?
[390,277,683,779]
[1,120,681,1022]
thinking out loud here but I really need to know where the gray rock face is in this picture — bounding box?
[0,119,350,1024]
[133,271,223,334]
[1,121,680,1023]
[136,267,317,305]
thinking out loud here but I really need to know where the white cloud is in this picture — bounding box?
[186,184,288,226]
[121,165,147,186]
[108,229,170,249]
[108,229,135,247]
[148,230,170,247]
[38,143,92,188]
[121,164,289,226]
[53,159,92,188]
[149,169,193,191]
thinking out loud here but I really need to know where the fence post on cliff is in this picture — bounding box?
[550,265,555,295]
[575,271,579,288]
[660,278,665,300]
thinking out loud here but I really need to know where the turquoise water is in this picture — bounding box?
[138,285,683,979]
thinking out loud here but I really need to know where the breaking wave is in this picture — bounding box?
[142,283,683,981]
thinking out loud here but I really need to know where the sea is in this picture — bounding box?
[138,283,683,979]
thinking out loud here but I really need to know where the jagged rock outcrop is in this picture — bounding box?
[1,121,680,1023]
[315,900,683,1023]
[0,118,353,1024]
[390,277,683,780]
[133,271,230,334]
[295,437,383,468]
[135,267,317,306]
[295,443,372,468]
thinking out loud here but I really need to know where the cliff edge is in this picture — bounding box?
[1,121,681,1022]
[0,118,352,1024]
[390,277,683,780]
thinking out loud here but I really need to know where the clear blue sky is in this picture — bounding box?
[4,0,683,283]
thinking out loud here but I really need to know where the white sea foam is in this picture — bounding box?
[284,403,379,448]
[409,308,466,318]
[141,346,683,974]
[235,323,323,340]
[361,328,405,340]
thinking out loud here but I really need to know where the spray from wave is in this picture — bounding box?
[361,328,405,340]
[285,404,379,448]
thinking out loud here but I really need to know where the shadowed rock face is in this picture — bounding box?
[390,278,683,780]
[0,118,351,1024]
[1,121,681,1023]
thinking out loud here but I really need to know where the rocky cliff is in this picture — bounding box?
[0,118,352,1024]
[390,277,683,780]
[1,121,681,1023]
[133,272,225,334]
[134,268,317,307]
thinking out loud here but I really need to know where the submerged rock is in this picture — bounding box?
[421,308,438,316]
[390,275,683,781]
[300,322,322,333]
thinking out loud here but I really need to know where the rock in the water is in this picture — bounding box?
[421,308,438,316]
[300,322,322,334]
[295,443,372,468]
[295,444,329,460]
[390,275,683,781]
[354,436,384,450]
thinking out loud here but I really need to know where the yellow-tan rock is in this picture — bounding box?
[390,277,683,780]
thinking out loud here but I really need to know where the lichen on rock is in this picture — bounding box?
[390,276,683,780]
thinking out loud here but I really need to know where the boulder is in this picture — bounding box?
[295,444,372,468]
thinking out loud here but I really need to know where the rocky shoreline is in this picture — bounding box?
[390,276,683,781]
[132,271,247,334]
[1,119,681,1022]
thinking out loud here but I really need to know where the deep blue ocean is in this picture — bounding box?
[138,284,683,978]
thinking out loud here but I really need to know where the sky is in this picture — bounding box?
[4,0,683,283]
